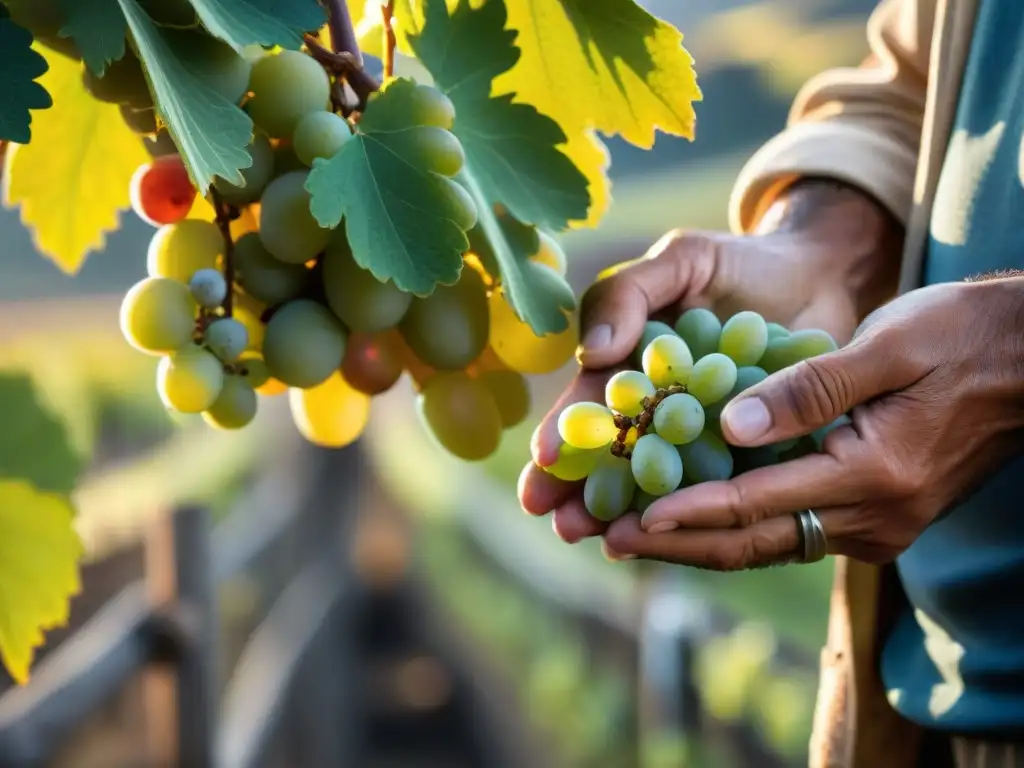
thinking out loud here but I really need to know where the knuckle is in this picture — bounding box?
[705,540,751,572]
[728,483,762,527]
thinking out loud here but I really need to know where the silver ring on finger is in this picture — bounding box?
[794,509,828,564]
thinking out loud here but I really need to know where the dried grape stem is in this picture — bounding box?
[610,384,687,460]
[382,1,396,79]
[209,188,238,317]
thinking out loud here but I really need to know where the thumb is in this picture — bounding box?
[720,335,901,447]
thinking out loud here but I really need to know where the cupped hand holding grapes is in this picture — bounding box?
[627,275,1024,567]
[518,181,902,543]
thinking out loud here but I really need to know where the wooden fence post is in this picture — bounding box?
[145,506,217,768]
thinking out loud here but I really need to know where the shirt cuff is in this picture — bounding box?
[728,121,919,234]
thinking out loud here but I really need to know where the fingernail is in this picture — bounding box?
[602,541,637,562]
[723,397,772,442]
[646,521,679,534]
[578,324,612,357]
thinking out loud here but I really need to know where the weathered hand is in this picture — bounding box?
[625,275,1024,568]
[517,181,901,544]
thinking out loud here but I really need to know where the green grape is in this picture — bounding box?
[558,401,617,450]
[341,331,404,395]
[407,83,456,129]
[687,353,738,406]
[323,233,412,331]
[262,300,347,388]
[731,446,780,475]
[631,434,683,496]
[189,268,227,309]
[258,171,332,264]
[120,105,157,135]
[719,310,769,366]
[120,277,196,354]
[204,317,249,362]
[542,442,604,482]
[674,308,722,360]
[168,29,252,104]
[415,127,465,177]
[632,321,677,368]
[679,430,734,484]
[766,322,790,341]
[246,50,331,138]
[148,220,225,282]
[479,370,530,428]
[81,52,152,108]
[292,111,352,166]
[704,365,768,425]
[273,142,307,176]
[239,354,270,389]
[631,488,660,513]
[157,345,225,413]
[653,393,705,445]
[812,414,852,449]
[584,455,636,522]
[203,374,257,430]
[399,267,488,369]
[758,329,838,373]
[416,371,503,461]
[642,334,694,388]
[436,177,478,231]
[605,370,655,417]
[233,233,309,305]
[213,133,274,204]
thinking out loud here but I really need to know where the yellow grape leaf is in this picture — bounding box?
[494,0,701,150]
[563,128,611,228]
[2,46,149,275]
[0,481,83,684]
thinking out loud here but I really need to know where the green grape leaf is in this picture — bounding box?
[409,0,589,232]
[114,0,253,190]
[0,481,83,685]
[4,46,150,274]
[186,0,326,52]
[56,0,127,77]
[407,0,583,334]
[494,0,701,150]
[0,372,85,495]
[0,6,53,144]
[305,78,470,296]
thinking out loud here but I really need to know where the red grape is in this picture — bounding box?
[130,155,196,226]
[342,331,404,395]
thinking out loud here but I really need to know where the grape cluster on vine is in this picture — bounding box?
[115,38,579,454]
[544,308,848,522]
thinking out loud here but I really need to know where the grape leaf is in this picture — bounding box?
[407,0,581,334]
[56,0,126,77]
[3,46,149,274]
[0,372,85,495]
[0,6,53,144]
[114,0,253,190]
[186,0,325,52]
[494,0,700,150]
[305,78,470,296]
[0,481,83,685]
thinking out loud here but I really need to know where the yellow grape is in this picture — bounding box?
[557,402,617,450]
[487,288,578,375]
[542,442,604,482]
[478,370,530,428]
[238,354,269,388]
[289,371,371,448]
[203,374,258,430]
[147,219,225,282]
[120,277,197,354]
[416,371,502,461]
[530,232,568,276]
[157,345,225,413]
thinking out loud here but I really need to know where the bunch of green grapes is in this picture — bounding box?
[543,307,848,522]
[116,42,579,454]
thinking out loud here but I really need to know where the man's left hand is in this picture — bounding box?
[606,276,1024,568]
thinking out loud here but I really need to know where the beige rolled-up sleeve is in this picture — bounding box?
[728,0,935,233]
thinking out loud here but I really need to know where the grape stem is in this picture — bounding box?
[610,384,687,460]
[326,0,362,66]
[382,1,396,79]
[303,34,380,109]
[209,188,238,318]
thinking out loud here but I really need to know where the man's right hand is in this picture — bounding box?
[517,179,903,545]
